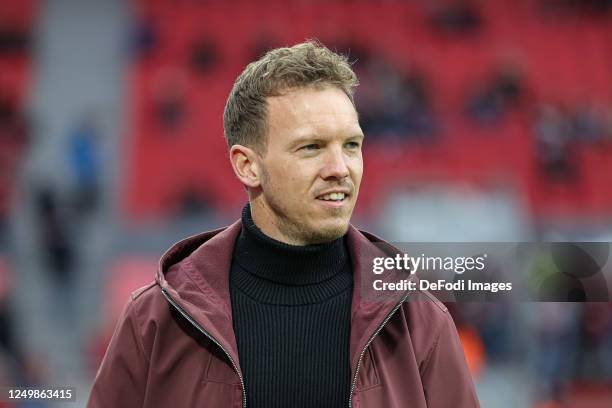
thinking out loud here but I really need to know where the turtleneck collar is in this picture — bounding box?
[234,203,349,286]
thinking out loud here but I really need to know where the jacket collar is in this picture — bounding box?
[156,220,413,377]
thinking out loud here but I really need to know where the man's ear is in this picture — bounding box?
[229,144,262,188]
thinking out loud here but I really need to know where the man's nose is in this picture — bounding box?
[321,146,350,180]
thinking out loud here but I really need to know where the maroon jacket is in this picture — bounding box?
[88,221,480,407]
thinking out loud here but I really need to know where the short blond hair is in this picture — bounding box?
[223,40,358,152]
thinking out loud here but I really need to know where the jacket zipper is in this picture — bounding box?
[348,291,412,408]
[161,288,247,408]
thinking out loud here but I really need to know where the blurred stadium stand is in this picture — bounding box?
[124,0,612,223]
[0,0,611,407]
[0,0,34,242]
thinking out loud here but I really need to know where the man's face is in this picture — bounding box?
[253,85,364,245]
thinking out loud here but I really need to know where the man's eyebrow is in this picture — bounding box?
[289,133,364,149]
[348,134,365,141]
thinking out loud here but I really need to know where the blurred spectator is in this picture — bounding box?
[188,36,220,75]
[603,109,612,144]
[0,21,30,56]
[533,303,581,403]
[0,88,29,142]
[534,101,612,183]
[571,103,612,144]
[175,185,214,217]
[428,0,483,35]
[539,0,612,17]
[0,300,24,385]
[0,217,5,249]
[356,58,436,142]
[465,61,526,125]
[451,302,514,363]
[152,67,189,132]
[67,114,102,215]
[131,16,158,59]
[533,104,579,182]
[572,103,603,142]
[579,303,612,378]
[0,87,29,244]
[0,89,16,130]
[0,261,26,386]
[401,68,438,138]
[465,85,504,126]
[34,187,75,287]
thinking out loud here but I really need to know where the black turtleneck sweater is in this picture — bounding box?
[230,205,353,408]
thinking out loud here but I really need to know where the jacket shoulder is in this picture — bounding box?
[131,281,157,300]
[123,281,171,337]
[127,281,168,320]
[120,281,177,359]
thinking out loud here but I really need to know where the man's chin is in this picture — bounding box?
[303,221,350,244]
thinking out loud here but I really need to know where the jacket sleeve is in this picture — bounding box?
[87,298,149,408]
[420,312,480,407]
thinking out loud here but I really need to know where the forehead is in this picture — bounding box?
[266,86,360,142]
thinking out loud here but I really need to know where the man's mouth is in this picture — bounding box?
[316,192,347,202]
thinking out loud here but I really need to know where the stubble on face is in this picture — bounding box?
[260,166,351,244]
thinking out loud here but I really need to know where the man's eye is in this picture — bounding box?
[346,142,361,149]
[301,144,320,151]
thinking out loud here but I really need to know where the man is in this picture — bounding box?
[88,41,479,407]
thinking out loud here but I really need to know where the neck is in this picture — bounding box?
[237,203,349,286]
